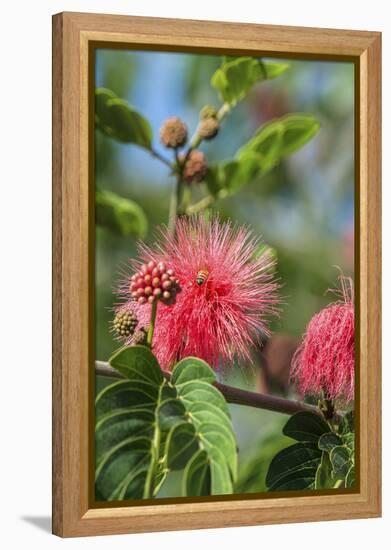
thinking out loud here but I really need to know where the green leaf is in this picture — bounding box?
[342,432,355,453]
[95,380,157,418]
[205,154,262,197]
[204,165,222,197]
[173,372,237,481]
[283,411,330,443]
[237,114,320,171]
[211,57,289,106]
[182,449,211,497]
[330,446,352,479]
[165,422,199,470]
[205,114,319,199]
[95,436,152,501]
[96,87,152,148]
[345,464,356,488]
[339,410,355,434]
[96,408,154,460]
[266,442,321,491]
[110,345,164,386]
[318,432,343,452]
[95,348,237,501]
[171,356,217,385]
[315,452,335,489]
[209,446,233,494]
[96,189,148,238]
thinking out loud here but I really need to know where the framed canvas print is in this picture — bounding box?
[52,12,381,537]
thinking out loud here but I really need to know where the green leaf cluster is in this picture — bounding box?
[95,347,238,501]
[205,114,320,198]
[96,88,153,149]
[211,57,289,106]
[96,189,148,238]
[266,411,355,491]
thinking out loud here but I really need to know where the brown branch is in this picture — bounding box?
[95,361,321,417]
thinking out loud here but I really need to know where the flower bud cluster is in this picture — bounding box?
[130,261,181,305]
[113,310,138,338]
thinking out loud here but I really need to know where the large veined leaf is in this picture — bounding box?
[266,411,356,492]
[96,189,148,238]
[266,442,322,491]
[211,57,289,106]
[345,464,355,488]
[283,411,329,443]
[237,114,320,172]
[318,432,343,452]
[95,348,237,501]
[315,451,335,489]
[95,88,153,149]
[329,446,351,479]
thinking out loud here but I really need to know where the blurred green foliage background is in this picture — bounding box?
[94,49,354,494]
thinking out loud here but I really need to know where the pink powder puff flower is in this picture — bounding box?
[115,215,279,371]
[290,275,355,402]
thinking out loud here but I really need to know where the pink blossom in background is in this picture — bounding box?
[291,276,355,402]
[116,215,280,371]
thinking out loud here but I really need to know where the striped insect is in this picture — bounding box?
[196,268,209,286]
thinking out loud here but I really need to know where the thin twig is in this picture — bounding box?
[185,190,229,215]
[184,102,232,216]
[150,147,173,170]
[185,194,215,215]
[95,360,321,417]
[168,171,184,235]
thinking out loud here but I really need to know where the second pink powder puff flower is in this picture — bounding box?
[290,275,355,402]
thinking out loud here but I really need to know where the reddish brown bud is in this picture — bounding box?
[160,117,188,148]
[198,117,219,140]
[180,150,208,184]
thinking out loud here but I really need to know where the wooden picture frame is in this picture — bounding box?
[52,11,381,537]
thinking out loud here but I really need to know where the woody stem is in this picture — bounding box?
[95,360,323,418]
